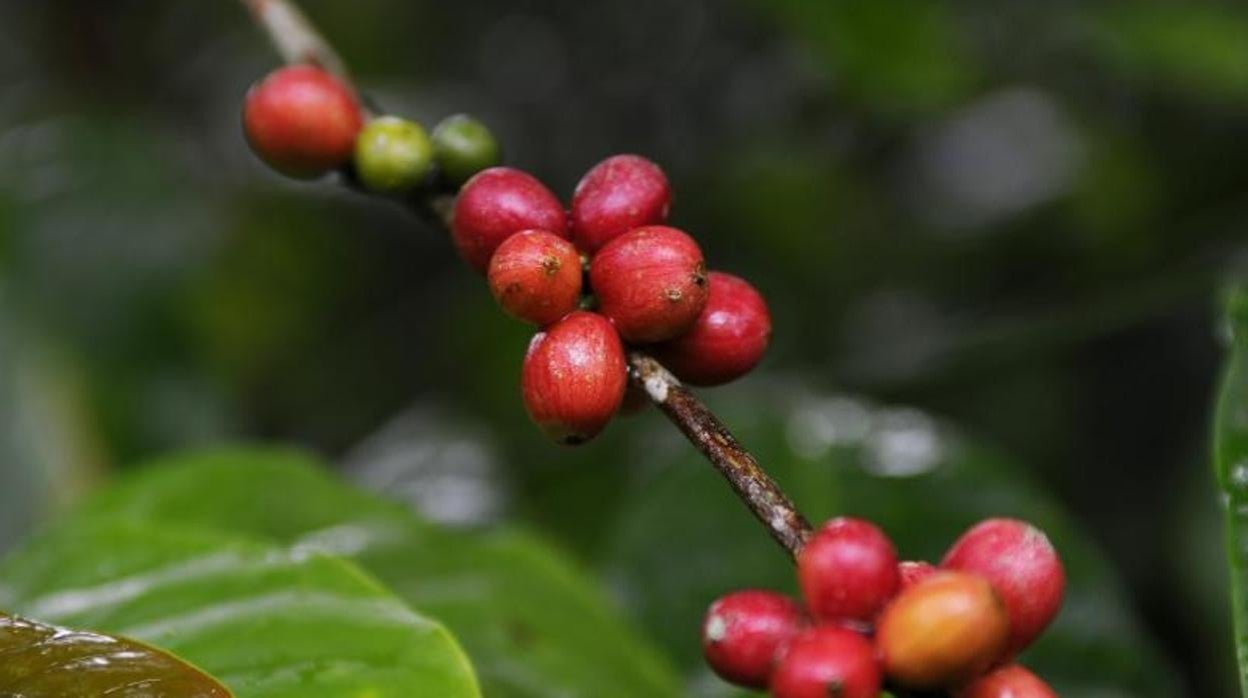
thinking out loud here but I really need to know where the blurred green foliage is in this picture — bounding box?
[1,0,1245,694]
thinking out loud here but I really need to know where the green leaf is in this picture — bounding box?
[41,448,684,698]
[0,521,480,698]
[1213,286,1248,697]
[600,385,1181,697]
[0,610,232,697]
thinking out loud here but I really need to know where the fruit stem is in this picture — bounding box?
[237,0,816,561]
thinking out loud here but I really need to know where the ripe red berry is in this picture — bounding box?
[242,65,362,178]
[701,590,807,689]
[875,571,1010,690]
[941,518,1065,657]
[898,560,937,590]
[570,154,671,253]
[521,311,626,444]
[960,664,1058,698]
[488,230,583,326]
[588,225,708,343]
[651,271,771,386]
[769,626,881,698]
[796,517,900,623]
[453,167,568,273]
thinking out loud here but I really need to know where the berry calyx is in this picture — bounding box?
[960,664,1058,698]
[701,590,807,689]
[452,167,568,273]
[897,561,937,590]
[242,65,362,178]
[521,311,627,444]
[570,154,671,253]
[769,626,881,698]
[651,271,771,386]
[488,229,583,326]
[941,518,1065,657]
[353,116,434,192]
[588,225,708,343]
[796,517,900,623]
[433,114,501,186]
[875,571,1010,690]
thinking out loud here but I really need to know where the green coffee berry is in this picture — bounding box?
[432,114,501,186]
[353,116,434,193]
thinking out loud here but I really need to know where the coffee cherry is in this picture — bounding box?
[769,626,881,698]
[960,664,1057,698]
[875,571,1010,690]
[242,65,362,178]
[701,590,806,689]
[453,167,568,273]
[353,116,434,192]
[941,518,1065,657]
[433,114,501,186]
[521,311,626,444]
[651,272,771,386]
[488,230,582,326]
[570,154,671,253]
[898,561,937,590]
[589,225,708,343]
[796,517,899,623]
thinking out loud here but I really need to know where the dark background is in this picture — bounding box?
[0,1,1243,695]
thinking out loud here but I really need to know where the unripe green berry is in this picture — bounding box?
[432,114,501,186]
[354,116,434,193]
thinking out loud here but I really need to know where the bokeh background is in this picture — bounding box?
[0,1,1243,695]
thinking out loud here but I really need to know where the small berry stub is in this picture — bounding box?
[701,590,807,689]
[521,311,626,444]
[959,664,1059,698]
[432,114,501,186]
[897,560,937,590]
[242,65,362,178]
[488,229,583,326]
[571,154,672,253]
[941,518,1065,657]
[353,116,434,193]
[769,626,881,698]
[797,517,900,623]
[589,225,709,343]
[452,167,568,273]
[875,571,1010,690]
[652,271,771,386]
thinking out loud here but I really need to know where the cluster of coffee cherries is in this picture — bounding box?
[242,65,772,445]
[242,64,501,190]
[702,518,1065,697]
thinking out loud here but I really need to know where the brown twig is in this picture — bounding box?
[236,0,816,560]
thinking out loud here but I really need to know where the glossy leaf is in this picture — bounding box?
[600,384,1181,698]
[1214,287,1248,697]
[0,611,231,697]
[0,522,480,698]
[49,448,685,698]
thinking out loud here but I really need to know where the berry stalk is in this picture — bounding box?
[236,0,816,560]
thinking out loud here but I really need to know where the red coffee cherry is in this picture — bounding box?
[960,664,1058,698]
[242,65,362,178]
[488,230,582,326]
[876,571,1010,690]
[521,311,626,444]
[769,626,881,698]
[796,517,900,623]
[898,560,937,590]
[589,225,708,343]
[452,167,568,273]
[651,271,771,386]
[701,590,806,689]
[941,518,1065,657]
[570,154,671,253]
